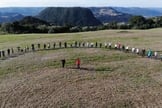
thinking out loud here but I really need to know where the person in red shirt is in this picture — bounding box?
[76,58,81,69]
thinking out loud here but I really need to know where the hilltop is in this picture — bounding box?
[89,7,133,23]
[36,7,102,26]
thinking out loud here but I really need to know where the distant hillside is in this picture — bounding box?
[0,12,24,23]
[0,7,45,16]
[89,7,132,23]
[113,7,162,17]
[19,16,49,26]
[37,7,102,26]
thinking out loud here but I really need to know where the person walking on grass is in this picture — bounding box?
[76,58,81,69]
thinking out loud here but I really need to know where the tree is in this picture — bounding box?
[129,16,146,29]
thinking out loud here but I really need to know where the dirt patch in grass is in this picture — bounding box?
[0,59,162,108]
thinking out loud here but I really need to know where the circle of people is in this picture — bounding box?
[0,41,161,61]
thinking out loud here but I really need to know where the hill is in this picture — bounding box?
[0,12,24,23]
[114,7,162,17]
[19,16,49,26]
[37,7,102,26]
[89,7,133,23]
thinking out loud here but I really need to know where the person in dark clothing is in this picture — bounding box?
[82,42,85,47]
[61,59,66,68]
[99,43,102,48]
[38,43,40,50]
[64,42,67,48]
[95,42,98,48]
[21,49,24,53]
[122,45,125,51]
[7,49,10,56]
[44,44,46,49]
[31,44,35,51]
[53,42,56,49]
[70,44,73,48]
[2,51,5,57]
[142,49,146,57]
[78,42,81,48]
[0,51,1,58]
[74,41,77,48]
[59,42,62,48]
[17,46,21,52]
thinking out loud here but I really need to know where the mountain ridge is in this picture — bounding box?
[36,7,102,26]
[89,7,133,23]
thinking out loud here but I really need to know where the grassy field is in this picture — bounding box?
[0,28,162,107]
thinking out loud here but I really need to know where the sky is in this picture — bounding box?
[0,0,162,8]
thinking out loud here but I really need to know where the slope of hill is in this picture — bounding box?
[37,7,102,26]
[114,7,162,17]
[0,12,24,23]
[19,16,49,26]
[89,7,132,23]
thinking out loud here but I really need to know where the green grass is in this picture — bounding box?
[1,29,162,107]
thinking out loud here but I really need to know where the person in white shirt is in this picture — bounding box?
[154,51,158,59]
[136,48,139,54]
[132,48,135,53]
[108,42,112,49]
[114,44,117,49]
[126,46,129,52]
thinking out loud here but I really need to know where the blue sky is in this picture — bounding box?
[0,0,162,7]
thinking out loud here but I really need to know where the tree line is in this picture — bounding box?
[0,15,162,34]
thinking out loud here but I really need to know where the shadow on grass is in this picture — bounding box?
[68,67,95,71]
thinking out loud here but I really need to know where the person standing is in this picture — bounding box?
[126,46,129,52]
[61,59,66,68]
[95,42,98,48]
[31,44,35,51]
[0,50,1,58]
[147,49,153,58]
[2,50,5,57]
[11,48,14,54]
[47,43,50,49]
[53,42,56,49]
[38,43,41,50]
[64,42,67,48]
[7,49,10,56]
[76,58,81,69]
[59,42,62,48]
[44,44,46,49]
[142,48,146,57]
[154,51,158,59]
[108,42,112,49]
[99,43,102,48]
